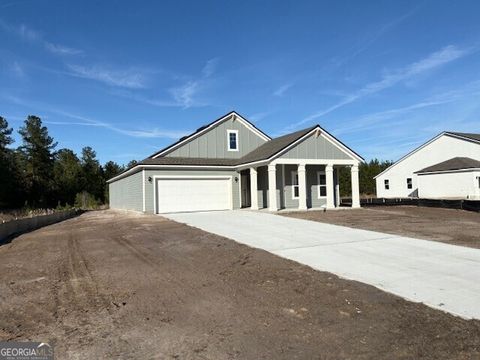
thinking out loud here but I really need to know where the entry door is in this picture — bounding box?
[241,173,251,208]
[156,177,232,213]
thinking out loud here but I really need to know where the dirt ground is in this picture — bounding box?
[0,211,479,359]
[282,206,480,249]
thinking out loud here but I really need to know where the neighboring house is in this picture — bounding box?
[375,132,480,199]
[108,111,364,214]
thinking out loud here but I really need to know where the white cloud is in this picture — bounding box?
[2,95,188,139]
[67,64,147,89]
[273,83,292,97]
[288,45,472,131]
[170,80,200,108]
[0,19,83,56]
[44,42,83,56]
[11,61,25,78]
[201,57,219,78]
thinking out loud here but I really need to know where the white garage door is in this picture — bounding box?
[155,176,232,213]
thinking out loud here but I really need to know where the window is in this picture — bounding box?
[384,179,390,190]
[227,130,238,151]
[291,171,299,199]
[407,178,412,189]
[477,176,480,189]
[317,171,327,198]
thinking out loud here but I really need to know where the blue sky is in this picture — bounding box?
[1,0,480,164]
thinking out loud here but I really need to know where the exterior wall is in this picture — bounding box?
[283,164,299,209]
[165,117,267,159]
[376,135,480,198]
[417,171,480,199]
[109,170,143,212]
[306,165,328,208]
[279,133,352,160]
[144,168,241,213]
[256,166,269,208]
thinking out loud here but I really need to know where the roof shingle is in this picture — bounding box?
[415,157,480,174]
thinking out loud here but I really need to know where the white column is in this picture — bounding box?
[325,164,335,209]
[250,167,259,210]
[268,165,278,211]
[335,168,340,207]
[351,164,361,208]
[298,164,307,210]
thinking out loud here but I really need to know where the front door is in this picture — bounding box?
[241,171,251,208]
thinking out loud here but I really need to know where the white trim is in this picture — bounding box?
[227,129,239,152]
[270,158,358,166]
[152,175,233,214]
[291,170,299,199]
[316,170,327,199]
[281,164,286,208]
[152,112,270,158]
[417,167,480,175]
[142,170,146,212]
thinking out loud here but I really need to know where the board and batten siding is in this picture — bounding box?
[109,170,143,212]
[144,169,241,213]
[279,134,352,160]
[165,117,267,159]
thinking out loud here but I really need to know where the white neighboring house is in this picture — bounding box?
[375,132,480,199]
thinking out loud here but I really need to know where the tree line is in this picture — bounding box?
[338,158,394,197]
[0,115,134,209]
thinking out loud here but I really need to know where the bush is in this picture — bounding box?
[74,191,101,209]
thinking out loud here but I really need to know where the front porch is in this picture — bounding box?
[239,160,360,211]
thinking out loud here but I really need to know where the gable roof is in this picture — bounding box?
[374,131,480,179]
[107,115,364,183]
[415,157,480,174]
[150,111,271,159]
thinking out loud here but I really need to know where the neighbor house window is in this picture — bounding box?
[291,171,299,199]
[384,179,390,190]
[407,178,412,189]
[227,130,239,151]
[317,171,327,198]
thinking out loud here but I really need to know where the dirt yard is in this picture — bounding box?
[283,205,480,249]
[0,211,479,359]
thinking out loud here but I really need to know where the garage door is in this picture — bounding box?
[155,176,232,213]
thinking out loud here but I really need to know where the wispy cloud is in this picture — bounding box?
[286,45,472,132]
[248,111,270,122]
[11,61,25,78]
[333,80,480,136]
[201,57,219,78]
[0,19,83,56]
[44,43,83,56]
[167,58,220,108]
[67,64,147,89]
[3,95,189,139]
[273,83,293,97]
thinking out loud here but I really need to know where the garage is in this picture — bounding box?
[154,176,233,213]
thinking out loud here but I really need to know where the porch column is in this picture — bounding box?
[268,165,278,211]
[298,164,307,210]
[250,167,259,210]
[325,164,335,209]
[335,168,340,207]
[351,164,361,208]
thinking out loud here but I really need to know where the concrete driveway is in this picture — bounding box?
[165,210,480,319]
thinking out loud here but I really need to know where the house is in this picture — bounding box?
[108,111,364,214]
[375,132,480,199]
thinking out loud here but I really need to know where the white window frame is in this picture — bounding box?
[406,177,412,189]
[291,171,299,199]
[384,179,390,190]
[227,130,239,152]
[317,171,327,198]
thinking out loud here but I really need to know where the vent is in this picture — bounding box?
[196,125,208,132]
[179,135,189,141]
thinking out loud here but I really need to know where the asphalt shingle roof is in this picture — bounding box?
[415,157,480,173]
[447,132,480,142]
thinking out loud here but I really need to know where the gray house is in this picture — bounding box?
[108,111,364,213]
